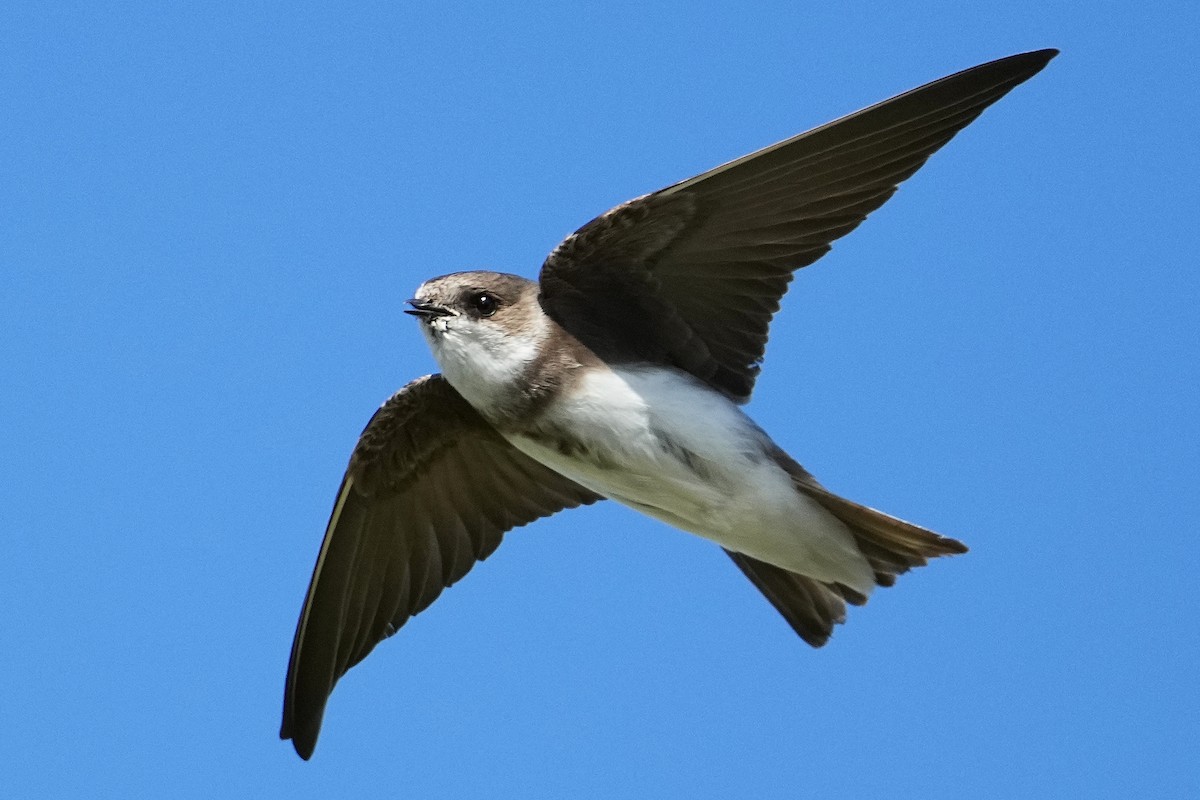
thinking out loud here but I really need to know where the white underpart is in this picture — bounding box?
[506,365,875,594]
[419,303,548,418]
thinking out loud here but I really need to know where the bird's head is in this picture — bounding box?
[406,271,546,413]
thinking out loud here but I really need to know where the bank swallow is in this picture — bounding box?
[282,49,1057,759]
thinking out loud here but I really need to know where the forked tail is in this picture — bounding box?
[727,452,967,647]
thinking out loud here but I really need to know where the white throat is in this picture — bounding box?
[421,310,548,417]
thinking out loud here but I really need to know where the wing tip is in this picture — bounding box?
[1014,47,1058,61]
[280,718,319,761]
[980,48,1059,84]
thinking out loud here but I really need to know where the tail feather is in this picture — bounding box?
[729,450,967,646]
[725,550,847,647]
[796,482,968,585]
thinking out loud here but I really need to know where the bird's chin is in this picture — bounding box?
[420,326,454,365]
[418,320,448,340]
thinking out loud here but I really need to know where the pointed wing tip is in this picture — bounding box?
[280,721,318,761]
[280,691,323,760]
[1018,48,1059,73]
[996,48,1059,80]
[947,49,1057,91]
[1024,47,1059,61]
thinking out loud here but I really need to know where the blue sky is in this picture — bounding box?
[2,2,1197,797]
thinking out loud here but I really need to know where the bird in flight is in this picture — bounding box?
[281,48,1057,759]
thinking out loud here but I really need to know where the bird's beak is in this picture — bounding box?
[404,299,452,319]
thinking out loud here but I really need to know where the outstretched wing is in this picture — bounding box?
[281,374,601,759]
[539,49,1056,402]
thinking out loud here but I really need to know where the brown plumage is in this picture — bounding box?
[280,376,600,759]
[282,50,1056,760]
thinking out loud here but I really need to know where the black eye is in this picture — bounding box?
[472,292,498,317]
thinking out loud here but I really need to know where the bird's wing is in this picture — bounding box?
[280,374,601,759]
[538,49,1056,402]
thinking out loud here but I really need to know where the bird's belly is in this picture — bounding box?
[503,365,872,589]
[504,365,796,541]
[506,428,743,532]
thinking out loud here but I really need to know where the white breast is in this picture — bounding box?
[506,364,874,592]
